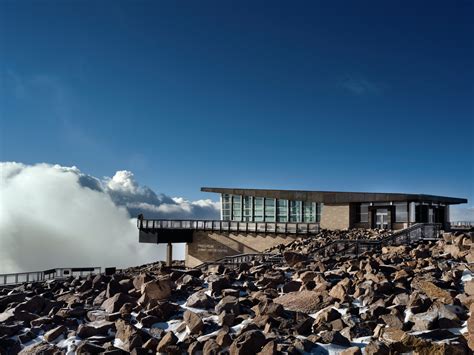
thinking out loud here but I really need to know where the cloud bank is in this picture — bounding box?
[0,162,219,273]
[450,205,474,222]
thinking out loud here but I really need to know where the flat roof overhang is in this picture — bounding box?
[201,187,468,205]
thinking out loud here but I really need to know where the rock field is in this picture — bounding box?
[1,228,474,354]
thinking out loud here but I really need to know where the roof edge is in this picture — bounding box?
[201,187,468,205]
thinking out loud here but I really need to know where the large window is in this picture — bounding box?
[243,196,253,221]
[264,198,276,222]
[221,194,322,224]
[232,195,242,221]
[254,197,264,222]
[303,201,316,222]
[290,201,302,222]
[277,199,288,222]
[360,203,369,223]
[394,202,408,222]
[316,203,322,222]
[222,194,231,220]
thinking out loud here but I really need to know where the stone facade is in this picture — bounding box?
[319,204,350,230]
[185,231,299,268]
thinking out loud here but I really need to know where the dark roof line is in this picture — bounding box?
[201,187,468,205]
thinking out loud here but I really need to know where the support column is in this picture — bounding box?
[166,243,173,267]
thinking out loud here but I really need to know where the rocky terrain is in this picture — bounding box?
[1,229,474,354]
[266,229,392,256]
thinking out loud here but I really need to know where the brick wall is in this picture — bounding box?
[185,231,300,268]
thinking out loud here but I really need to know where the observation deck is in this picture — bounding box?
[137,218,320,244]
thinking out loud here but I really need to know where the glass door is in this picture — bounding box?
[375,208,389,229]
[428,207,434,223]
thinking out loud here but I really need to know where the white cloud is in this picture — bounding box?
[450,205,474,222]
[0,162,220,273]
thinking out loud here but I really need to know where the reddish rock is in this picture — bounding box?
[43,325,67,342]
[183,310,203,334]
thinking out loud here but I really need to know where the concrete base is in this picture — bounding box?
[185,230,300,268]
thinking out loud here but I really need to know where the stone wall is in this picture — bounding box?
[185,231,300,268]
[319,204,350,230]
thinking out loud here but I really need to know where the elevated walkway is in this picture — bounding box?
[138,219,320,244]
[0,267,102,287]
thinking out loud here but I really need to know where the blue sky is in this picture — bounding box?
[1,0,473,204]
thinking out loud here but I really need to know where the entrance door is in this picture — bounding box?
[375,208,389,229]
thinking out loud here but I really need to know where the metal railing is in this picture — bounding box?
[310,223,441,258]
[0,267,102,286]
[449,221,474,229]
[196,253,283,269]
[137,219,320,234]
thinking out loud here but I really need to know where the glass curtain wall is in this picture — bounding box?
[254,197,264,222]
[290,201,302,222]
[232,195,242,221]
[222,194,231,220]
[303,202,316,222]
[277,199,288,222]
[221,194,319,223]
[243,196,253,221]
[264,198,276,222]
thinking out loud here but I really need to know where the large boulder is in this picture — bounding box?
[43,325,67,342]
[215,296,240,314]
[412,280,453,304]
[318,330,351,346]
[364,340,390,355]
[77,320,115,338]
[186,291,214,309]
[329,283,347,301]
[229,330,267,355]
[76,341,105,354]
[115,319,143,351]
[313,307,341,326]
[208,275,231,295]
[183,310,204,334]
[101,292,136,313]
[156,331,178,353]
[15,295,46,314]
[140,279,173,302]
[19,342,60,355]
[133,273,153,290]
[147,301,180,321]
[273,290,332,313]
[203,339,222,354]
[465,280,474,296]
[105,279,123,298]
